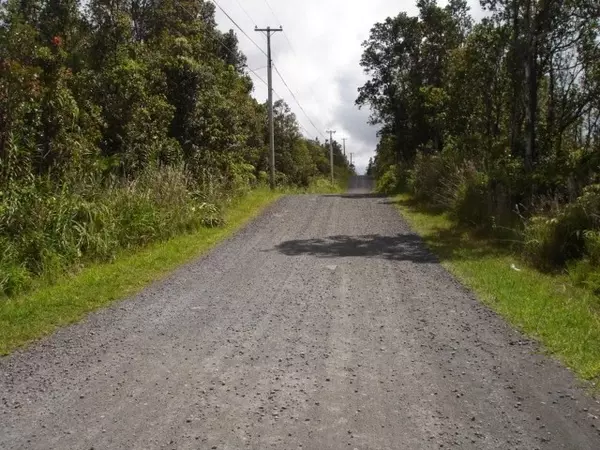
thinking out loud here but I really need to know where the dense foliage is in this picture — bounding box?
[359,0,600,284]
[0,0,352,295]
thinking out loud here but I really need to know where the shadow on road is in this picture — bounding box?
[272,234,437,263]
[387,195,517,265]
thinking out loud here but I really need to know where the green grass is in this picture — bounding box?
[0,187,282,355]
[393,193,600,383]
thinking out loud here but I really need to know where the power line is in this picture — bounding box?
[245,67,268,87]
[298,124,313,137]
[233,0,258,26]
[261,0,280,24]
[211,0,267,57]
[259,1,299,72]
[173,1,272,99]
[174,1,240,60]
[211,0,326,142]
[233,0,267,42]
[282,44,323,120]
[261,0,298,62]
[256,1,325,140]
[246,67,282,100]
[259,0,326,136]
[273,64,326,140]
[176,1,315,140]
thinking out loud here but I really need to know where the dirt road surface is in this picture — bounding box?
[1,176,599,449]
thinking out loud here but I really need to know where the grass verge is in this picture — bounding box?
[0,187,282,355]
[393,193,600,382]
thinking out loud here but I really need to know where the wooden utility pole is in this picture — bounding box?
[255,26,282,189]
[326,130,336,184]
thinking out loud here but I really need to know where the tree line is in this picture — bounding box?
[359,0,600,284]
[0,0,352,295]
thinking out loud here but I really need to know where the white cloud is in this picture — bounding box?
[214,0,483,173]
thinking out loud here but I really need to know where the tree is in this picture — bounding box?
[360,0,600,207]
[366,158,374,176]
[357,0,471,162]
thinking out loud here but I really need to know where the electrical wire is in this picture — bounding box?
[273,64,327,140]
[211,0,267,57]
[259,0,326,136]
[176,0,320,138]
[261,0,280,24]
[233,0,258,25]
[262,0,298,59]
[233,0,267,42]
[245,67,282,100]
[172,1,271,96]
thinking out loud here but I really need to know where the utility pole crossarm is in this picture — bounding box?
[255,26,283,190]
[255,26,283,32]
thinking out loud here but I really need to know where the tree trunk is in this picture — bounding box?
[509,0,523,158]
[524,0,537,172]
[547,54,555,157]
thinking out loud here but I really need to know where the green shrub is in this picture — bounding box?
[0,167,224,297]
[375,164,410,194]
[583,230,600,265]
[522,185,600,271]
[568,259,600,295]
[228,163,257,195]
[567,231,600,294]
[409,153,449,204]
[0,263,32,296]
[257,171,269,185]
[522,216,564,271]
[274,172,290,187]
[376,164,401,194]
[306,177,339,193]
[447,166,491,228]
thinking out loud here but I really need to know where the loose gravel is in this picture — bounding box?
[1,177,599,449]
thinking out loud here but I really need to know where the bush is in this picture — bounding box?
[227,163,257,195]
[0,262,32,296]
[409,154,448,203]
[445,166,491,228]
[257,171,269,185]
[376,165,399,194]
[0,167,223,297]
[522,185,600,271]
[407,149,524,231]
[308,177,334,192]
[376,164,410,194]
[567,230,600,294]
[522,216,564,270]
[409,154,491,225]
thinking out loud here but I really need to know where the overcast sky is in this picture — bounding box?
[214,0,483,173]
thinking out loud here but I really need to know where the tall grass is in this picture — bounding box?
[394,194,600,381]
[0,187,282,354]
[0,167,226,296]
[381,153,600,294]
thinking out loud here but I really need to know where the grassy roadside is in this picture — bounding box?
[393,193,600,383]
[0,187,282,355]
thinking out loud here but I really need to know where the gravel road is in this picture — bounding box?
[1,176,600,449]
